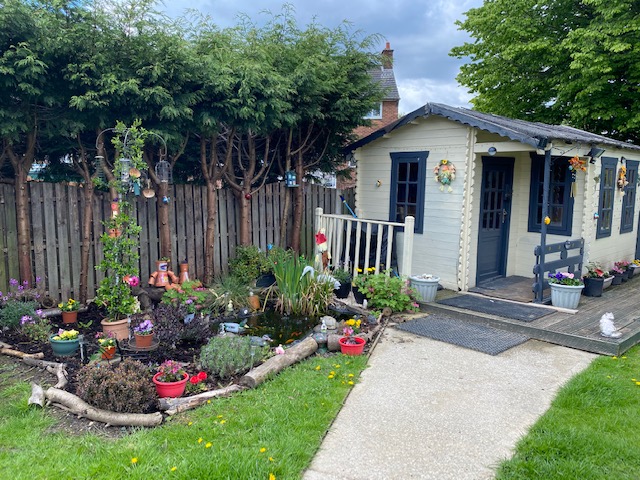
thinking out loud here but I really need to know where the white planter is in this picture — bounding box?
[549,283,584,309]
[603,276,614,289]
[410,275,440,303]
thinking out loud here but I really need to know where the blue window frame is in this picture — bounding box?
[528,154,574,235]
[389,151,428,234]
[597,157,618,238]
[620,160,639,234]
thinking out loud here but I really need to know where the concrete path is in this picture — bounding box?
[304,325,596,480]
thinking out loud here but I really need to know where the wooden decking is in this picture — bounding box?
[421,278,640,356]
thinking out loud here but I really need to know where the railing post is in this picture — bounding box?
[402,216,414,277]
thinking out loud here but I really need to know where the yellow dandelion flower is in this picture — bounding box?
[131,457,138,464]
[207,400,211,404]
[633,378,637,382]
[636,382,640,386]
[622,356,627,359]
[171,467,177,472]
[269,474,276,480]
[198,437,203,444]
[348,373,354,377]
[330,371,335,375]
[315,365,321,371]
[346,319,355,326]
[348,381,354,385]
[341,381,345,384]
[220,420,226,425]
[328,375,334,379]
[612,356,618,360]
[217,414,223,418]
[188,421,193,426]
[205,442,212,448]
[260,447,267,453]
[269,457,274,462]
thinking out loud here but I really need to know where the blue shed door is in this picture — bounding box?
[476,157,514,284]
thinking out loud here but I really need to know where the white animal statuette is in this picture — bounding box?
[600,312,622,338]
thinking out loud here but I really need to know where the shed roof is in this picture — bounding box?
[347,102,640,152]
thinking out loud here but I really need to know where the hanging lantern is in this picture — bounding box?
[155,158,172,183]
[285,170,298,187]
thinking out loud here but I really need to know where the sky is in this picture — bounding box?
[158,0,484,115]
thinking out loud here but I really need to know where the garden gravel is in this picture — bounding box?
[303,322,596,480]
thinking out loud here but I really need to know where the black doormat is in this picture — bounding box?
[437,295,551,322]
[395,315,529,355]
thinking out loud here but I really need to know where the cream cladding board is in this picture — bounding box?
[355,116,469,289]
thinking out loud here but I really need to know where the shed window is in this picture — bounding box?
[389,151,427,234]
[528,154,574,235]
[597,157,618,238]
[620,160,639,234]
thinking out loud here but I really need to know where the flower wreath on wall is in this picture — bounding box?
[618,165,628,192]
[433,159,456,192]
[568,155,586,197]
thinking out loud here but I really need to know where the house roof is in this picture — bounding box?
[370,67,400,101]
[347,102,640,152]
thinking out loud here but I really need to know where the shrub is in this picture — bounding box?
[354,270,419,312]
[151,303,211,348]
[20,310,51,343]
[229,245,272,285]
[0,300,38,329]
[200,336,268,379]
[75,358,157,413]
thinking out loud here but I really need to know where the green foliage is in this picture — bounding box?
[229,245,272,285]
[354,270,419,312]
[0,300,37,329]
[200,336,267,379]
[19,313,51,343]
[270,253,332,316]
[207,275,252,312]
[75,359,157,414]
[161,280,212,314]
[451,0,640,143]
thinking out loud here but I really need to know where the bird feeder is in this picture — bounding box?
[155,158,172,183]
[119,157,131,184]
[285,170,298,187]
[94,155,106,181]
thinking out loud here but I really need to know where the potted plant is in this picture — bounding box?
[331,267,352,299]
[133,318,154,348]
[95,331,117,360]
[49,328,80,357]
[615,260,631,281]
[547,272,584,309]
[409,274,440,303]
[152,360,189,398]
[610,264,625,285]
[229,245,274,287]
[582,263,607,297]
[58,298,80,324]
[338,320,365,355]
[352,267,376,304]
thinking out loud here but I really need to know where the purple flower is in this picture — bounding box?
[35,276,41,283]
[35,309,43,317]
[17,285,24,291]
[22,280,28,286]
[9,278,18,286]
[20,315,33,325]
[185,299,193,304]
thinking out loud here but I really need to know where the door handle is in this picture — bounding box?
[502,209,508,223]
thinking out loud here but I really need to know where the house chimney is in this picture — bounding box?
[381,42,393,69]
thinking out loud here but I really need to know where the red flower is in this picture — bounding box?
[190,376,199,385]
[197,371,207,381]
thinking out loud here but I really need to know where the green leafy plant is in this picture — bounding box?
[353,270,419,312]
[75,359,157,413]
[330,267,352,285]
[0,300,38,329]
[186,371,208,394]
[58,298,80,312]
[200,336,267,379]
[584,262,608,279]
[20,310,51,343]
[229,245,273,285]
[0,277,42,306]
[548,272,584,286]
[161,280,212,314]
[156,360,186,382]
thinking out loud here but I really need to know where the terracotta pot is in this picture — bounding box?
[154,260,170,287]
[339,336,366,355]
[101,318,130,341]
[101,346,116,360]
[179,262,190,284]
[134,333,153,348]
[153,372,189,398]
[61,311,78,324]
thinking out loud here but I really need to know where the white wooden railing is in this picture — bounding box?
[314,207,414,278]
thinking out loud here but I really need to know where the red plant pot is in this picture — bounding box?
[101,346,116,360]
[153,372,189,398]
[61,311,78,324]
[339,336,366,356]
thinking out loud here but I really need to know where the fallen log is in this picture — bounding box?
[28,383,45,407]
[158,384,247,415]
[21,358,68,389]
[0,342,44,359]
[239,336,318,389]
[44,388,163,427]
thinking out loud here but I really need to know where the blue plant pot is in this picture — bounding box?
[49,335,79,357]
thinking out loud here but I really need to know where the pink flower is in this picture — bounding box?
[128,275,140,287]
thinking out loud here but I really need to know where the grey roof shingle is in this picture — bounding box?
[348,102,640,152]
[370,67,400,101]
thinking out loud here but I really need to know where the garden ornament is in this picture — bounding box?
[275,344,285,355]
[315,228,330,269]
[600,312,622,338]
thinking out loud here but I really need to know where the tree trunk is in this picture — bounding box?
[204,181,218,284]
[157,181,171,259]
[237,190,252,245]
[290,156,305,253]
[158,384,246,415]
[79,182,94,303]
[44,387,163,427]
[239,336,318,388]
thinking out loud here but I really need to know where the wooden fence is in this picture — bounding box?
[0,181,347,302]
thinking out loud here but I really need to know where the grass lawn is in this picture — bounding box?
[496,346,640,479]
[0,354,368,479]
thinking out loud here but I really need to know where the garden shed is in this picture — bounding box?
[345,103,640,299]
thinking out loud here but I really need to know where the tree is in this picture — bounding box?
[450,0,640,143]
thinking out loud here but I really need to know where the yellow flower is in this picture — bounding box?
[217,414,223,418]
[131,458,138,464]
[636,382,640,386]
[355,320,361,328]
[58,303,63,309]
[632,378,637,382]
[348,381,354,385]
[330,371,335,375]
[207,400,211,404]
[188,422,193,426]
[268,457,274,462]
[198,437,203,444]
[220,420,226,425]
[441,159,448,165]
[348,373,354,377]
[328,375,334,379]
[357,268,363,273]
[205,442,212,448]
[269,474,276,480]
[315,365,321,371]
[260,447,267,453]
[345,319,355,326]
[612,356,618,360]
[622,356,627,359]
[170,467,177,472]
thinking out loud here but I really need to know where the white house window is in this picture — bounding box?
[364,103,382,120]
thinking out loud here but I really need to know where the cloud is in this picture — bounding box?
[398,77,474,114]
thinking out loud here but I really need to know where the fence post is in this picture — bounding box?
[402,216,414,277]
